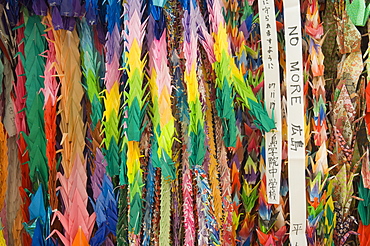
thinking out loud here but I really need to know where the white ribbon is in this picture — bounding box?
[283,0,307,244]
[258,0,282,205]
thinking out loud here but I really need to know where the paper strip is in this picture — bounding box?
[283,0,307,245]
[258,0,282,204]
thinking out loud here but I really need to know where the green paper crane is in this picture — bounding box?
[22,14,48,191]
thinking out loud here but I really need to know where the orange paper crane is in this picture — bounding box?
[54,28,86,178]
[72,227,89,246]
[0,121,8,230]
[47,20,93,245]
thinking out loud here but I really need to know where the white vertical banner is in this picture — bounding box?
[283,0,307,245]
[258,0,282,205]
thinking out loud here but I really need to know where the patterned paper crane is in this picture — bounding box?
[181,1,220,245]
